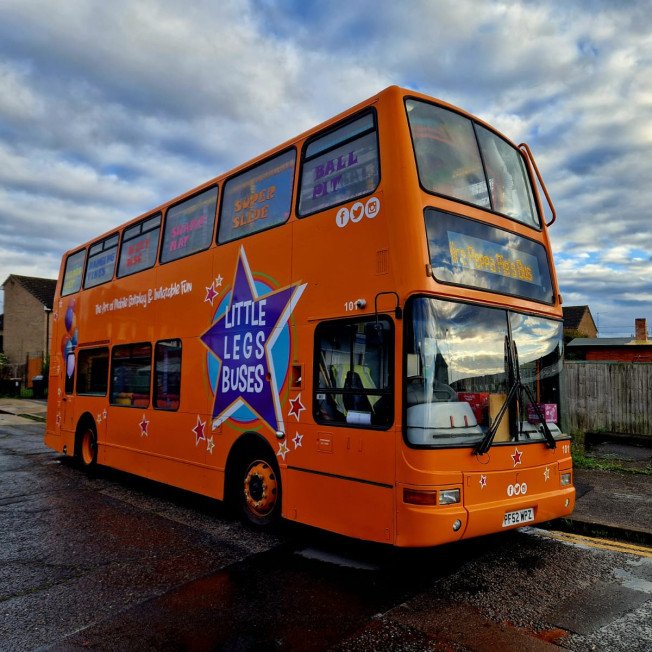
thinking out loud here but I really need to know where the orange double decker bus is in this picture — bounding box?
[45,86,574,546]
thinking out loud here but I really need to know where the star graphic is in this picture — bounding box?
[479,474,487,489]
[511,447,523,467]
[201,247,306,434]
[544,466,551,482]
[293,432,303,449]
[288,394,305,422]
[205,283,218,306]
[206,436,215,454]
[97,413,102,423]
[139,414,150,437]
[215,274,223,287]
[277,440,290,461]
[193,415,207,445]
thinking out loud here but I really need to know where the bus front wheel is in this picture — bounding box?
[239,454,281,527]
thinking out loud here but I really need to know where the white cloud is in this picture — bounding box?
[0,0,649,333]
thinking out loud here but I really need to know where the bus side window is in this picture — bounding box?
[313,317,393,428]
[110,343,152,408]
[218,149,296,244]
[298,111,379,217]
[160,187,218,264]
[76,347,109,396]
[61,249,86,297]
[84,233,119,289]
[117,214,161,278]
[154,339,181,410]
[65,353,75,395]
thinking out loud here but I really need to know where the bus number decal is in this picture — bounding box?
[336,196,381,228]
[201,247,307,438]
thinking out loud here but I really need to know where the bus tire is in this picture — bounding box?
[76,419,98,470]
[236,448,281,527]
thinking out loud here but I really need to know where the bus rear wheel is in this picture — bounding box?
[77,424,98,469]
[239,455,280,527]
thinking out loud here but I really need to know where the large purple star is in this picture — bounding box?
[201,248,305,434]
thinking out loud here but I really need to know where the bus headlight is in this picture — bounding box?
[560,472,572,486]
[439,488,461,505]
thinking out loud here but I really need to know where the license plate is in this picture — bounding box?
[502,507,535,528]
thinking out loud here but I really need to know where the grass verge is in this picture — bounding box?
[571,431,652,475]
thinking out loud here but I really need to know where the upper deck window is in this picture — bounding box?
[61,249,86,296]
[84,233,119,289]
[406,99,539,228]
[160,186,218,264]
[118,213,161,277]
[298,112,379,216]
[219,149,296,243]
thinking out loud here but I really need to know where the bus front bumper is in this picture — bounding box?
[395,485,575,547]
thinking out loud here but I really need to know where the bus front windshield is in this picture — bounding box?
[405,298,563,447]
[406,98,539,229]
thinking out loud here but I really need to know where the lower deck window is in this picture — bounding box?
[76,347,109,396]
[314,317,393,427]
[110,343,152,407]
[154,339,181,410]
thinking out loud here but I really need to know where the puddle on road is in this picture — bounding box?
[60,545,399,649]
[613,562,652,594]
[59,539,468,650]
[295,547,380,571]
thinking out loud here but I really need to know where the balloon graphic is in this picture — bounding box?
[61,300,78,379]
[65,306,74,332]
[61,334,71,358]
[66,353,75,379]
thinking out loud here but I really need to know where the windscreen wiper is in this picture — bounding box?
[511,341,556,449]
[475,379,518,455]
[517,379,556,449]
[475,341,556,455]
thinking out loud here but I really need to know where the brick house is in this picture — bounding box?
[566,318,651,362]
[1,275,57,382]
[562,305,598,343]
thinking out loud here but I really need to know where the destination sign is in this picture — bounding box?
[447,231,541,286]
[426,209,553,304]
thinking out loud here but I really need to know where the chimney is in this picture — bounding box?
[635,318,648,341]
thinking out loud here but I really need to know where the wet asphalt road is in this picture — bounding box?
[1,422,651,651]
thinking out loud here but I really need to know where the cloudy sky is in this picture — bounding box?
[0,0,650,336]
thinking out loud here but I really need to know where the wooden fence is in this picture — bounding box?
[563,361,652,436]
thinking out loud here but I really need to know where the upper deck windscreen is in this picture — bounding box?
[406,99,539,229]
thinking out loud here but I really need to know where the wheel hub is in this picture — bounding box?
[244,460,278,517]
